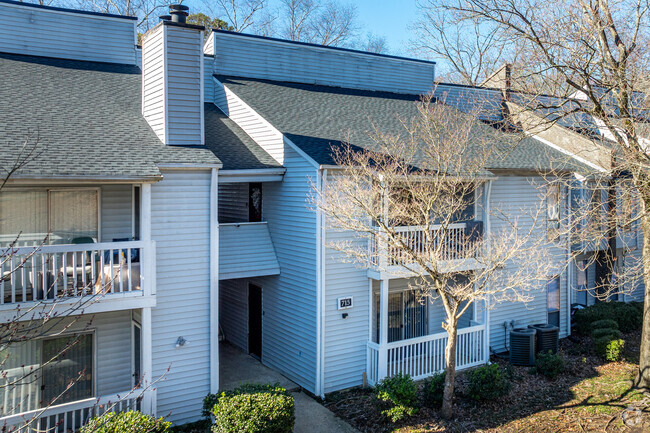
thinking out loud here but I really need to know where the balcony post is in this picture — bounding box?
[140,306,155,415]
[378,278,389,380]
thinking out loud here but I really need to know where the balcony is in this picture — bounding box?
[368,222,484,279]
[0,240,155,317]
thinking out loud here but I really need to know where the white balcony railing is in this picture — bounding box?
[369,223,480,268]
[0,389,143,432]
[366,323,487,385]
[0,240,154,308]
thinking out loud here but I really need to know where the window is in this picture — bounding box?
[375,289,428,343]
[0,333,94,416]
[0,189,98,247]
[133,321,141,388]
[248,183,262,222]
[547,276,561,327]
[576,260,588,306]
[547,184,561,240]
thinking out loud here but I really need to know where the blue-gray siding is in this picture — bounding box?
[100,185,133,242]
[219,223,280,280]
[219,278,249,352]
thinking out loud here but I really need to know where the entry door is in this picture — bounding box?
[248,284,263,359]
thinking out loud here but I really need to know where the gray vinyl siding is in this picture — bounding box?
[166,26,204,146]
[218,183,249,223]
[208,32,436,94]
[219,223,280,280]
[151,170,212,424]
[219,278,249,352]
[204,55,215,103]
[257,146,318,393]
[488,176,570,353]
[0,2,136,64]
[203,33,214,55]
[323,225,370,393]
[100,185,133,242]
[142,25,166,143]
[433,84,504,122]
[214,79,286,164]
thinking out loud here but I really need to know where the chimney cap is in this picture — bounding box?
[170,4,190,12]
[169,3,189,23]
[159,14,172,21]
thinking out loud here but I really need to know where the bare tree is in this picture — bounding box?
[411,1,521,85]
[278,0,358,46]
[437,0,650,388]
[314,94,555,419]
[201,0,267,33]
[361,32,388,54]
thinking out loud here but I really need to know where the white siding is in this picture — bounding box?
[218,183,249,223]
[208,31,436,94]
[94,311,136,395]
[151,170,212,424]
[166,26,204,145]
[219,223,280,280]
[142,25,166,143]
[0,2,136,64]
[256,146,318,393]
[488,176,570,353]
[323,224,370,393]
[204,55,215,103]
[219,278,248,351]
[100,185,133,242]
[214,80,286,164]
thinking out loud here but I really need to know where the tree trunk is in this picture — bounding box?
[637,211,650,389]
[441,322,458,419]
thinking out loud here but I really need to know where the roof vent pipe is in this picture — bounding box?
[159,14,172,21]
[169,4,189,23]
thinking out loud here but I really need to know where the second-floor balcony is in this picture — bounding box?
[368,222,484,278]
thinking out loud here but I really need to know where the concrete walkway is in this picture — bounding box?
[220,342,360,433]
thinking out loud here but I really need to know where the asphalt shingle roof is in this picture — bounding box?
[216,75,592,173]
[0,53,271,180]
[204,103,280,170]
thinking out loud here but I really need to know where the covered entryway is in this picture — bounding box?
[219,342,296,391]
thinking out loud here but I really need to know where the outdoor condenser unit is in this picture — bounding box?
[528,323,559,354]
[509,327,537,366]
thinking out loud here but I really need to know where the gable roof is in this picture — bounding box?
[215,75,593,174]
[0,53,222,181]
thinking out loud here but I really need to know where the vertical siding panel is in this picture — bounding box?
[151,170,211,424]
[219,279,248,351]
[100,185,133,242]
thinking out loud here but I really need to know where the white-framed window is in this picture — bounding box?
[0,188,99,247]
[547,183,561,240]
[547,276,561,327]
[0,332,95,416]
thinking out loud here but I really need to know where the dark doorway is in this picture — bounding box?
[249,183,263,222]
[595,252,609,301]
[248,284,262,359]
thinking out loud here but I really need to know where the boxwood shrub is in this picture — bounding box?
[534,350,565,379]
[80,410,171,433]
[592,327,621,340]
[374,373,418,422]
[422,372,445,408]
[210,383,294,433]
[573,302,642,334]
[466,364,511,401]
[595,336,625,362]
[591,319,619,331]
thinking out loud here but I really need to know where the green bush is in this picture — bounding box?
[591,319,619,331]
[592,327,621,340]
[573,302,642,334]
[211,383,294,433]
[422,372,445,408]
[374,373,418,422]
[80,411,171,433]
[466,364,511,401]
[534,351,565,379]
[595,336,625,362]
[203,383,288,419]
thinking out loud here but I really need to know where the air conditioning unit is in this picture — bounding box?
[509,328,536,366]
[529,324,559,354]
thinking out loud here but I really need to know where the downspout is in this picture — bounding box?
[566,183,572,336]
[315,168,326,398]
[210,168,219,392]
[484,180,493,359]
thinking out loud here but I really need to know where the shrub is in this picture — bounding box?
[573,302,642,334]
[203,383,288,419]
[80,411,171,433]
[422,372,445,408]
[374,373,418,422]
[591,319,619,331]
[466,364,511,401]
[534,351,565,379]
[211,383,294,433]
[592,327,621,340]
[595,336,625,362]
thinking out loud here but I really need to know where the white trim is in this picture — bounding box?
[1,1,138,23]
[163,25,169,145]
[141,306,154,415]
[3,176,162,184]
[209,168,219,393]
[200,30,205,145]
[283,135,320,170]
[530,133,607,173]
[315,169,323,397]
[566,184,573,334]
[155,163,222,170]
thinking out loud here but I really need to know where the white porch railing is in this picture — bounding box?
[366,323,487,385]
[369,223,479,268]
[0,390,143,432]
[0,240,154,307]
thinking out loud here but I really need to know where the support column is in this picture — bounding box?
[209,168,219,393]
[141,306,155,415]
[140,184,155,414]
[378,278,389,379]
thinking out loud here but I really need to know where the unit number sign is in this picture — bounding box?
[338,297,353,310]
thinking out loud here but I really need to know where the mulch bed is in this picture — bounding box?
[324,331,650,432]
